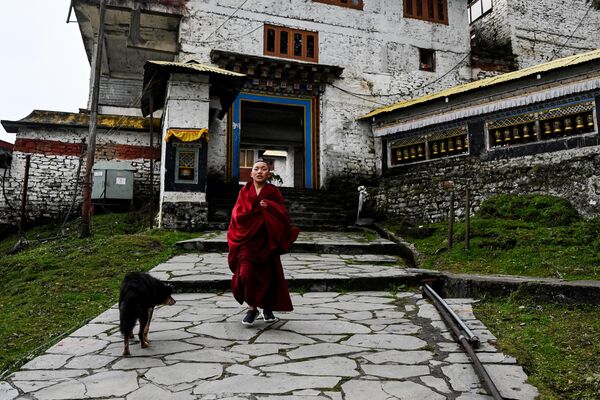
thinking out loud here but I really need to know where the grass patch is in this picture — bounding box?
[474,295,600,400]
[391,194,600,280]
[0,212,197,375]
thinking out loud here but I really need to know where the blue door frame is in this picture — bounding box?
[229,92,316,188]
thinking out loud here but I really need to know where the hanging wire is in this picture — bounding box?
[550,2,595,61]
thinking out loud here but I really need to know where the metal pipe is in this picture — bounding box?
[423,285,503,400]
[424,284,479,346]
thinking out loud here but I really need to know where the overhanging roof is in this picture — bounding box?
[361,48,600,120]
[141,60,246,118]
[1,110,160,133]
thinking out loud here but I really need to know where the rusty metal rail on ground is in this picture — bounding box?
[422,284,504,400]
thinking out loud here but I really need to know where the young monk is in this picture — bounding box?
[227,159,300,325]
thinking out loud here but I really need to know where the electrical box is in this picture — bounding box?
[91,161,136,200]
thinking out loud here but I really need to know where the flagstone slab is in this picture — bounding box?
[383,323,421,334]
[230,344,287,356]
[362,364,430,379]
[11,380,57,393]
[248,355,288,367]
[102,340,200,357]
[261,357,359,377]
[188,323,259,341]
[80,370,139,397]
[111,357,165,370]
[342,334,428,350]
[226,365,260,375]
[46,337,108,356]
[382,380,445,400]
[192,373,341,395]
[281,321,371,335]
[145,363,222,385]
[442,364,482,392]
[255,330,316,344]
[361,350,434,365]
[165,349,250,363]
[70,324,114,337]
[64,355,115,369]
[21,355,72,370]
[0,382,18,400]
[11,369,87,381]
[485,364,539,400]
[128,383,195,400]
[341,379,390,400]
[420,375,452,394]
[34,380,87,400]
[287,343,364,360]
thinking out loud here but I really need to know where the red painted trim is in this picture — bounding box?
[0,139,14,151]
[13,139,160,160]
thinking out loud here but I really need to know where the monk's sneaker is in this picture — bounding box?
[242,309,259,325]
[262,309,278,322]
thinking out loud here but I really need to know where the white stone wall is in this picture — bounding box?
[0,127,160,225]
[471,0,511,53]
[510,0,600,68]
[181,0,471,186]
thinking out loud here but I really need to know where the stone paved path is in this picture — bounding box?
[0,231,540,400]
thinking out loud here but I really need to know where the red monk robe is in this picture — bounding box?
[227,182,300,311]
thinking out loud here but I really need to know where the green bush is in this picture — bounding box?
[479,194,580,226]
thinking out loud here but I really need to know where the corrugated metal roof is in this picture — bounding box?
[146,60,246,77]
[361,48,600,120]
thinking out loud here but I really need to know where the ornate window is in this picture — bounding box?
[313,0,363,10]
[390,126,468,166]
[264,25,318,62]
[487,100,597,149]
[404,0,448,24]
[175,144,200,184]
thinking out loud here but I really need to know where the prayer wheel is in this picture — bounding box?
[504,128,511,142]
[432,142,439,155]
[440,141,447,153]
[575,115,585,129]
[417,144,424,158]
[543,121,552,135]
[410,146,417,159]
[403,148,410,160]
[553,120,562,134]
[456,137,463,150]
[564,117,573,132]
[395,148,402,162]
[448,138,455,152]
[587,113,595,128]
[494,130,502,144]
[522,124,530,138]
[512,126,521,140]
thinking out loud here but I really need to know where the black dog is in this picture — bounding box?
[119,272,176,356]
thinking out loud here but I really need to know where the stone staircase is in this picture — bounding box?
[206,184,357,231]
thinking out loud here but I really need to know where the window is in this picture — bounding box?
[239,149,255,168]
[468,0,492,24]
[312,0,363,10]
[175,146,199,184]
[404,0,448,24]
[264,25,319,62]
[419,48,436,72]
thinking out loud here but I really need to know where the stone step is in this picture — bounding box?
[176,231,401,255]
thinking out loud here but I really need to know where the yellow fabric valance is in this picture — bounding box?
[165,128,209,142]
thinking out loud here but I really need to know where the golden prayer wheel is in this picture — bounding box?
[432,142,439,155]
[440,141,447,153]
[417,144,424,157]
[564,117,573,132]
[403,148,410,160]
[504,128,511,142]
[512,126,521,140]
[543,121,552,135]
[448,138,455,151]
[522,124,530,138]
[575,115,585,129]
[533,123,540,137]
[410,146,417,159]
[395,149,402,161]
[553,120,562,134]
[464,137,469,149]
[456,137,463,150]
[587,113,595,128]
[494,130,502,143]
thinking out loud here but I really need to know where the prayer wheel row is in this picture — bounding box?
[393,134,469,164]
[492,112,595,147]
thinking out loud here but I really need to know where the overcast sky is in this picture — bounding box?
[0,0,90,143]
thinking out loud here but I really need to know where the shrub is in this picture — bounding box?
[479,194,580,226]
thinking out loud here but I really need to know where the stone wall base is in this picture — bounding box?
[160,201,209,231]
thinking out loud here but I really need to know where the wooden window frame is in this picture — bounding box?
[404,0,449,25]
[264,24,319,62]
[312,0,363,10]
